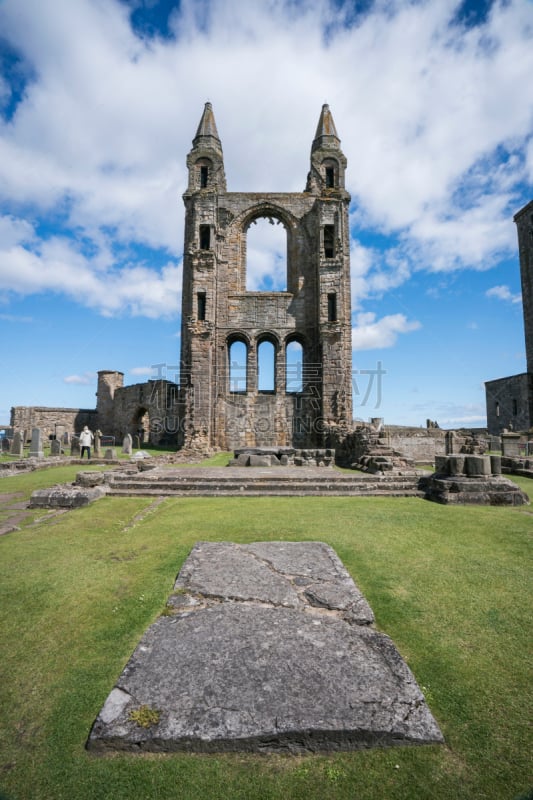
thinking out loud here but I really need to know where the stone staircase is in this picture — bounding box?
[103,466,424,498]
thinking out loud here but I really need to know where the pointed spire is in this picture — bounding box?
[312,103,341,152]
[193,102,223,154]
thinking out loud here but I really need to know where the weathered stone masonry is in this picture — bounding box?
[179,103,353,451]
[485,199,533,435]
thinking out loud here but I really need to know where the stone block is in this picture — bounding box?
[249,455,271,467]
[447,455,465,476]
[490,455,502,475]
[105,448,117,460]
[464,455,491,477]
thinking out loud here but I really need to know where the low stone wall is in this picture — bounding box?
[10,407,97,441]
[229,447,335,467]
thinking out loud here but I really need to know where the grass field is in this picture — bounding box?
[0,465,531,800]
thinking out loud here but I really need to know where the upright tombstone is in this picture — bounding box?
[122,433,132,455]
[501,432,522,457]
[94,430,102,457]
[29,428,44,459]
[133,434,141,450]
[71,435,81,457]
[10,431,24,457]
[63,431,70,445]
[50,439,62,456]
[1,437,11,453]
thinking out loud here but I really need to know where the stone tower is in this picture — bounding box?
[514,200,533,425]
[96,370,124,434]
[180,103,353,451]
[484,199,533,434]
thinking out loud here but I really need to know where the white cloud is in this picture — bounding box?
[63,372,96,385]
[352,312,421,350]
[0,0,531,319]
[129,366,154,376]
[0,215,182,317]
[486,284,522,303]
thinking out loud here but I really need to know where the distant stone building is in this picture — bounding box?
[11,104,353,450]
[485,200,533,435]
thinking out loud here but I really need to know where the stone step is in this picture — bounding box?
[105,475,422,497]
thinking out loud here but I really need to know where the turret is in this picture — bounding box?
[306,104,347,195]
[184,101,226,195]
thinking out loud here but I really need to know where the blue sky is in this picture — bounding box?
[0,0,532,428]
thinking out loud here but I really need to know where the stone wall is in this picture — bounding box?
[10,406,98,441]
[485,372,531,435]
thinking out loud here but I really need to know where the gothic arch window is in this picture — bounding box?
[257,338,276,392]
[286,339,303,393]
[245,215,287,291]
[228,338,248,393]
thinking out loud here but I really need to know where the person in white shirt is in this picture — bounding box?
[79,426,94,460]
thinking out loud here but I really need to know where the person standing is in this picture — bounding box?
[79,426,94,460]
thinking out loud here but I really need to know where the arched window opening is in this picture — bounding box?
[325,166,335,188]
[286,340,303,393]
[324,225,335,258]
[258,340,275,392]
[200,165,208,188]
[199,225,211,250]
[327,292,337,322]
[246,216,287,291]
[197,292,206,321]
[229,340,247,393]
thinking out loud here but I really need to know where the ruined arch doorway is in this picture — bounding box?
[133,407,150,445]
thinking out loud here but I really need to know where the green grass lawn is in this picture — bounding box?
[0,467,531,800]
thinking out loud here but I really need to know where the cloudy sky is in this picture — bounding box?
[0,0,532,429]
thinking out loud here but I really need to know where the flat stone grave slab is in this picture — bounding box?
[87,541,443,754]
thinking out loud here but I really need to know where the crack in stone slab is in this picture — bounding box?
[87,542,443,754]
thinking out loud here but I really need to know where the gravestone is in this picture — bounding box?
[501,433,521,457]
[133,434,141,450]
[63,431,70,445]
[50,439,62,456]
[71,436,80,456]
[10,431,24,457]
[105,448,117,460]
[29,428,44,459]
[94,430,102,456]
[1,437,11,453]
[122,434,132,455]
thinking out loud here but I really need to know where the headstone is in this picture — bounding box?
[10,431,24,457]
[63,431,70,445]
[133,434,141,450]
[1,437,11,453]
[501,433,521,458]
[94,430,102,456]
[50,439,62,456]
[105,448,117,460]
[71,436,80,456]
[29,428,44,459]
[122,434,132,455]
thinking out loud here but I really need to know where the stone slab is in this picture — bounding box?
[87,542,443,754]
[29,485,107,509]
